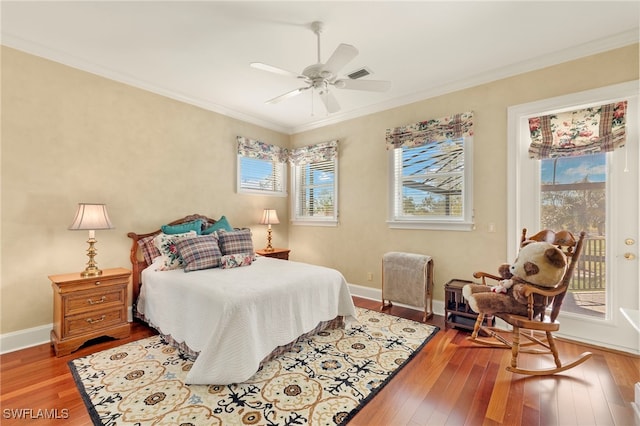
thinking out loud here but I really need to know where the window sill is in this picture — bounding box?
[387,220,474,231]
[237,189,287,197]
[291,219,338,227]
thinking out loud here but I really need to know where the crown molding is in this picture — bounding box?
[289,29,639,134]
[3,28,638,136]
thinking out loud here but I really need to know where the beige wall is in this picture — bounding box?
[289,44,639,302]
[1,44,638,336]
[1,47,289,334]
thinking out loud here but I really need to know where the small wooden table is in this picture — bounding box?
[444,279,494,332]
[256,248,290,260]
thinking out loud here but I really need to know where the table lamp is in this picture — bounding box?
[259,209,280,252]
[69,203,114,277]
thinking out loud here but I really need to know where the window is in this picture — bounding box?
[238,156,286,193]
[290,141,338,225]
[386,112,474,230]
[237,136,287,196]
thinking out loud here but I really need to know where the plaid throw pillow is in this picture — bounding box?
[176,235,223,272]
[217,228,254,256]
[138,234,161,265]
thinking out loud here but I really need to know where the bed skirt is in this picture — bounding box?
[135,312,345,367]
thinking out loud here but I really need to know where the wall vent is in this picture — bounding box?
[347,67,372,80]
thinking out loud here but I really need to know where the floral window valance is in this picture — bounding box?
[528,101,627,159]
[237,136,288,162]
[385,112,474,150]
[289,140,338,166]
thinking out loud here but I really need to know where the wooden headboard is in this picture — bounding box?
[127,214,219,308]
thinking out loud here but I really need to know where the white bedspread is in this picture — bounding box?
[138,256,356,384]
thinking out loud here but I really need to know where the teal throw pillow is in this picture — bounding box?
[202,215,233,234]
[161,219,203,235]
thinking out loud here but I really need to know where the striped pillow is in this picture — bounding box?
[217,228,254,257]
[176,235,223,272]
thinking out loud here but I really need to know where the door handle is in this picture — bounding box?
[624,252,636,260]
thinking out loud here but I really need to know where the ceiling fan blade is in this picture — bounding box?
[251,62,301,79]
[323,43,358,74]
[334,79,391,92]
[266,86,309,104]
[320,91,341,113]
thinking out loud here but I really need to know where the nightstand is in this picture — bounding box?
[49,267,131,356]
[256,248,290,260]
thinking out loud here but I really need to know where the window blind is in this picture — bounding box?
[290,141,338,222]
[294,159,336,217]
[237,136,288,194]
[393,139,465,219]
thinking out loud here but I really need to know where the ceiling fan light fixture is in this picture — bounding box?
[320,70,333,79]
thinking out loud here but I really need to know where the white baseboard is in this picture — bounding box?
[348,283,445,317]
[0,323,52,355]
[0,306,135,355]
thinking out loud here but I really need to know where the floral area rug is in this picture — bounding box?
[69,307,439,425]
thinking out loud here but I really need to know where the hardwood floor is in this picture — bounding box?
[1,297,638,425]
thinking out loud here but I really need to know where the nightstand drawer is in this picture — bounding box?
[64,308,126,337]
[65,286,126,316]
[57,276,129,293]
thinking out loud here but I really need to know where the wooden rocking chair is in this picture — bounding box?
[467,228,593,376]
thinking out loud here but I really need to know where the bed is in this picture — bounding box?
[127,214,357,385]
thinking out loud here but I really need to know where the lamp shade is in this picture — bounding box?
[259,209,280,225]
[69,203,114,231]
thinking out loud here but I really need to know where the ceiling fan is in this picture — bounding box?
[250,21,391,113]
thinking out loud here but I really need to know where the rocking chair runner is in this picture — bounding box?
[467,228,593,376]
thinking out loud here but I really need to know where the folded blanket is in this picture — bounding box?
[382,251,432,308]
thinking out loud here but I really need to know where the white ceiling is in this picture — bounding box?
[2,1,638,134]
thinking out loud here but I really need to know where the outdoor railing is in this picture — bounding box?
[572,236,606,291]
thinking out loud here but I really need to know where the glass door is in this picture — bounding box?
[540,153,607,318]
[508,81,639,354]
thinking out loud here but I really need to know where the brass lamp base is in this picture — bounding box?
[264,227,274,252]
[81,267,103,277]
[81,237,103,277]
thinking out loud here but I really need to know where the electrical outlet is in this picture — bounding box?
[367,272,373,281]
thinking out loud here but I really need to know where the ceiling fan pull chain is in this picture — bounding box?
[311,89,315,116]
[324,84,330,116]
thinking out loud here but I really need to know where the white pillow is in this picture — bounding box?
[149,255,165,271]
